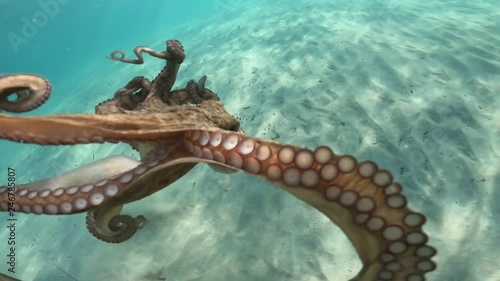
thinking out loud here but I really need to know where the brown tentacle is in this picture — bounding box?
[195,75,218,100]
[0,139,192,243]
[186,79,204,104]
[0,100,240,145]
[197,75,207,94]
[110,47,168,64]
[109,40,185,65]
[108,40,185,106]
[86,206,148,243]
[98,39,190,115]
[0,140,196,216]
[112,76,152,110]
[177,129,437,281]
[188,75,220,103]
[0,74,51,113]
[152,40,185,103]
[165,76,219,106]
[10,156,141,193]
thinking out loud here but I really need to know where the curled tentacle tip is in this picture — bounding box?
[0,74,51,113]
[109,50,126,61]
[135,215,148,229]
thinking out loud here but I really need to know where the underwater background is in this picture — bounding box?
[0,0,499,280]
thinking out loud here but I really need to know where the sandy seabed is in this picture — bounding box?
[0,0,499,280]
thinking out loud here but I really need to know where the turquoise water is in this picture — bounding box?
[1,0,499,280]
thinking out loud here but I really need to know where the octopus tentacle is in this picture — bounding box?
[0,144,197,245]
[108,40,185,106]
[151,40,185,103]
[0,74,51,113]
[0,155,144,242]
[163,40,185,64]
[112,76,152,110]
[0,100,240,145]
[0,145,195,215]
[0,77,238,142]
[198,76,219,101]
[177,130,437,281]
[165,76,220,106]
[186,79,204,104]
[14,156,142,192]
[0,139,195,242]
[195,75,219,100]
[110,47,168,64]
[197,75,207,94]
[86,205,148,243]
[109,40,185,65]
[183,75,220,105]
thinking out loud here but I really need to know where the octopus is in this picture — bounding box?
[0,40,436,281]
